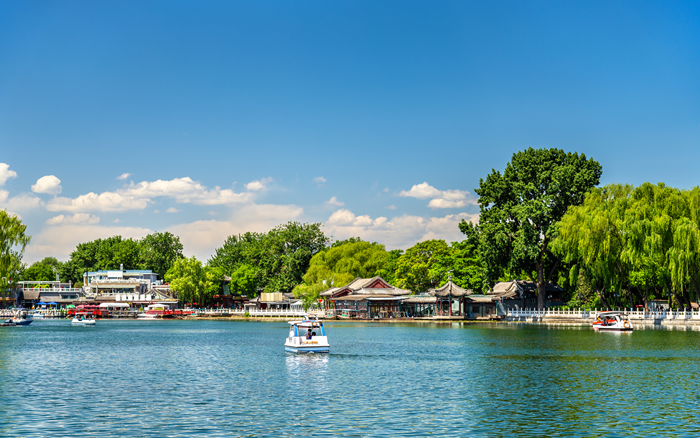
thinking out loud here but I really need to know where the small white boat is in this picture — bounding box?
[285,316,330,353]
[11,310,33,326]
[592,311,633,331]
[72,313,96,326]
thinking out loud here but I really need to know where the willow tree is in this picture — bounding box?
[477,148,602,308]
[556,183,700,309]
[165,256,213,305]
[553,185,634,309]
[294,239,390,309]
[0,210,31,293]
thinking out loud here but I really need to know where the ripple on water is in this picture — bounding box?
[1,320,700,436]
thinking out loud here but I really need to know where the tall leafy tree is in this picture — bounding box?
[165,256,212,305]
[553,184,633,309]
[209,221,328,295]
[0,210,30,295]
[394,240,452,293]
[22,257,63,282]
[476,147,602,308]
[294,239,391,307]
[139,231,184,279]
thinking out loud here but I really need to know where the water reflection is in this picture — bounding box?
[1,320,700,436]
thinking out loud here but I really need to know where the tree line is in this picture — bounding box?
[4,147,698,310]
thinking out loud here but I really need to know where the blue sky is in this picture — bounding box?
[1,0,699,263]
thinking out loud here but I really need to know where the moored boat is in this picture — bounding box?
[592,311,633,331]
[72,312,97,326]
[12,310,33,326]
[137,304,174,319]
[284,316,330,353]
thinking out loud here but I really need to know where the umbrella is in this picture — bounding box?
[36,302,48,305]
[66,304,76,309]
[47,302,58,305]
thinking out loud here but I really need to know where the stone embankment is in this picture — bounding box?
[506,308,700,327]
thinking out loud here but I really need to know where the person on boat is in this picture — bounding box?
[306,328,313,339]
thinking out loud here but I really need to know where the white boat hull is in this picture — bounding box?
[593,324,632,331]
[72,319,96,326]
[284,336,330,353]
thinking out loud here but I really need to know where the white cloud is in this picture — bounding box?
[399,182,442,199]
[0,163,17,186]
[399,182,477,209]
[48,192,150,213]
[166,207,181,213]
[0,192,45,214]
[324,208,479,249]
[117,173,131,180]
[24,224,152,264]
[313,176,327,184]
[245,177,273,191]
[387,205,397,210]
[327,209,387,228]
[325,196,344,207]
[46,176,259,213]
[45,214,100,225]
[31,175,63,195]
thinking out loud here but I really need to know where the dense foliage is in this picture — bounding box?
[476,147,602,308]
[0,210,30,291]
[554,183,700,309]
[208,221,329,296]
[165,256,220,305]
[59,232,184,284]
[293,239,393,308]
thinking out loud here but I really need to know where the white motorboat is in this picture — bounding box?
[592,311,633,331]
[11,310,33,326]
[72,313,96,326]
[285,316,330,353]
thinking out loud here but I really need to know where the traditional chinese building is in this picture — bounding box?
[320,277,410,319]
[492,280,565,309]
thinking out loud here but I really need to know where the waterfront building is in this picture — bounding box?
[84,269,177,307]
[492,280,565,309]
[320,277,410,319]
[401,294,437,317]
[244,292,303,312]
[430,280,471,317]
[16,281,82,307]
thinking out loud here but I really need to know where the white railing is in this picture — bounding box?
[20,287,83,293]
[506,308,700,320]
[186,307,307,317]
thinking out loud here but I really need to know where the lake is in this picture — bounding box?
[1,320,699,437]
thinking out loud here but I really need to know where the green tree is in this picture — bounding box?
[60,236,142,284]
[477,147,602,308]
[394,240,452,293]
[294,239,391,308]
[165,256,211,305]
[209,221,329,295]
[0,210,30,295]
[553,184,633,309]
[139,231,184,279]
[22,261,57,282]
[228,264,258,296]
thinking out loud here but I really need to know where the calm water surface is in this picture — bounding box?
[1,320,699,437]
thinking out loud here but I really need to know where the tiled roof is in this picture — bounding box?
[430,281,472,297]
